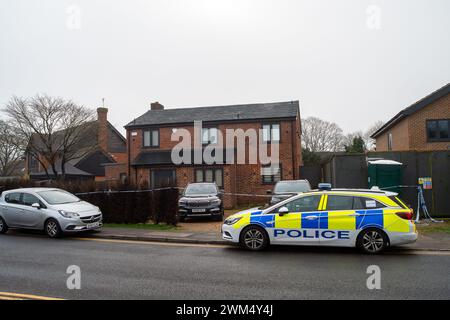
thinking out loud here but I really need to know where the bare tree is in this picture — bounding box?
[364,120,384,151]
[301,117,344,152]
[0,120,25,176]
[3,95,96,180]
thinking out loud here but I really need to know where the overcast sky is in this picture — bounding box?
[1,0,449,135]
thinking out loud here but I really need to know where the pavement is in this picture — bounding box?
[79,222,450,251]
[1,233,449,300]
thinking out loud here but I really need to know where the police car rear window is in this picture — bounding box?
[326,195,386,210]
[353,197,386,209]
[326,195,354,211]
[388,196,408,209]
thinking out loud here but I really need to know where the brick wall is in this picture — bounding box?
[375,118,410,151]
[375,93,450,151]
[126,118,302,208]
[408,94,450,151]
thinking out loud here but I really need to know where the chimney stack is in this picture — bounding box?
[151,102,164,110]
[97,107,108,151]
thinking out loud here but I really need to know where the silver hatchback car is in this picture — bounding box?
[0,188,102,238]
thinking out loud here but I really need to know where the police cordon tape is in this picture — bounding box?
[75,187,273,198]
[380,185,443,223]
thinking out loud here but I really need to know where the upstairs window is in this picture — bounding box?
[261,164,281,184]
[202,128,218,145]
[262,124,280,143]
[427,119,450,142]
[388,133,393,151]
[143,129,159,147]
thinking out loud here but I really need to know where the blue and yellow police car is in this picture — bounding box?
[222,185,417,254]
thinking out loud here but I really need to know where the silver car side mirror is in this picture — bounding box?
[31,203,41,209]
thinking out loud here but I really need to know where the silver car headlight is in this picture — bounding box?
[224,216,242,225]
[58,210,80,219]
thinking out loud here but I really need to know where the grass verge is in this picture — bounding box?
[416,219,450,234]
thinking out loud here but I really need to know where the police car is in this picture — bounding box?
[222,185,417,254]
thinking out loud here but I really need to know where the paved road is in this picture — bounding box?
[0,232,449,300]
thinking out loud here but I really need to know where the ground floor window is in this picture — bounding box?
[195,168,223,188]
[261,164,282,184]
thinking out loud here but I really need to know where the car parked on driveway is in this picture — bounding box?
[0,188,102,238]
[268,180,311,205]
[178,183,224,221]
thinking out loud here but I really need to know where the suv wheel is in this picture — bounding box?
[357,228,388,254]
[45,219,62,238]
[240,226,269,251]
[0,217,8,234]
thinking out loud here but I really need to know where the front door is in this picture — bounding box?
[20,193,45,229]
[151,169,176,188]
[272,195,323,245]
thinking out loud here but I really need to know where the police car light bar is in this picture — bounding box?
[318,183,332,191]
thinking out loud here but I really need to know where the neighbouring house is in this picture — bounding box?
[124,101,303,208]
[371,83,450,151]
[27,107,127,181]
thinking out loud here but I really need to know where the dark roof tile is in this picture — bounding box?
[125,101,299,127]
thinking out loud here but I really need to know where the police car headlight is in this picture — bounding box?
[224,217,242,225]
[58,210,80,219]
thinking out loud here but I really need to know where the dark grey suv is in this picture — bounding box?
[178,183,224,221]
[268,180,311,205]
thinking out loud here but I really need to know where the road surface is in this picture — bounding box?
[0,232,449,300]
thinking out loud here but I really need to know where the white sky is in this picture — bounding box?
[1,0,449,135]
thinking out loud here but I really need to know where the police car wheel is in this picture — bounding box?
[357,228,388,254]
[0,217,8,234]
[240,226,269,251]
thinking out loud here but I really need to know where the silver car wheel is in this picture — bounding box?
[244,229,264,250]
[0,218,4,231]
[46,220,58,237]
[362,230,384,253]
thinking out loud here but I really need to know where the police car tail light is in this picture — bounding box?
[395,211,412,220]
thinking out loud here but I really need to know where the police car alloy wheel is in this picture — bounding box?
[240,226,269,251]
[357,228,388,254]
[0,217,8,234]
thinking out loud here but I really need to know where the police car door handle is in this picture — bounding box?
[305,215,319,220]
[348,213,362,217]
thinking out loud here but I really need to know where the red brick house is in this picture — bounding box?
[124,101,303,208]
[27,108,127,181]
[371,83,450,151]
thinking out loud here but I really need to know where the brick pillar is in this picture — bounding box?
[97,107,108,151]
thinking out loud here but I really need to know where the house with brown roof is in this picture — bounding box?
[371,83,450,151]
[27,108,127,181]
[124,101,303,208]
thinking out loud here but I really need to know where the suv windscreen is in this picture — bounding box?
[37,190,80,205]
[185,184,217,196]
[274,181,310,193]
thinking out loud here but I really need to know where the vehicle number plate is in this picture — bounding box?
[86,222,100,229]
[192,208,206,213]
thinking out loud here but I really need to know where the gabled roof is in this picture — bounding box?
[125,101,299,127]
[371,83,450,138]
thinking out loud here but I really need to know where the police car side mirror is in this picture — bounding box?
[278,206,289,216]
